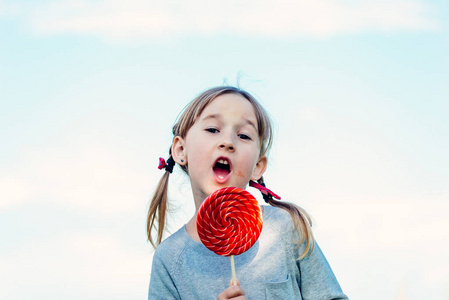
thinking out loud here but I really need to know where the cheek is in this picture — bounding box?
[186,147,209,172]
[236,157,258,178]
[185,140,207,159]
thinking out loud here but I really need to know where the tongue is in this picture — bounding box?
[213,167,229,178]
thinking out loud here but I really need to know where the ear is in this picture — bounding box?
[251,156,267,181]
[171,136,187,165]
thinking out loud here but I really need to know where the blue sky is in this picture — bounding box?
[1,0,448,299]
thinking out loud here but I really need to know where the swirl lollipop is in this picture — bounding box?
[196,187,263,284]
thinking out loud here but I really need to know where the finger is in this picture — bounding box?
[227,285,245,297]
[230,279,240,287]
[217,285,245,300]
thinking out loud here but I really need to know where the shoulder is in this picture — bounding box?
[263,204,290,218]
[152,226,189,269]
[262,204,308,253]
[149,227,190,299]
[262,205,295,232]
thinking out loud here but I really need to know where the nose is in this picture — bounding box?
[219,141,235,152]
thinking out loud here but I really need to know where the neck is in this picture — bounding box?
[186,215,201,242]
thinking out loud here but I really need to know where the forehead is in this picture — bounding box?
[199,93,258,123]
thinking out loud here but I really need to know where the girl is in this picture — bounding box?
[147,86,348,299]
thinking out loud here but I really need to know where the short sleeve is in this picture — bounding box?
[297,242,348,300]
[148,250,180,300]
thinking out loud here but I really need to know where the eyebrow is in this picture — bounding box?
[201,114,258,131]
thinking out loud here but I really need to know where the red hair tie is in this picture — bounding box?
[249,180,281,202]
[158,157,175,173]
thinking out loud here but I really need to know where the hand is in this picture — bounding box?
[217,280,246,300]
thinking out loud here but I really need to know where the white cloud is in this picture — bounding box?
[262,106,449,298]
[310,195,449,299]
[0,113,158,214]
[0,176,30,209]
[0,146,153,213]
[0,233,151,300]
[4,0,440,41]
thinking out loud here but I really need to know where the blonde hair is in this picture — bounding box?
[147,86,314,259]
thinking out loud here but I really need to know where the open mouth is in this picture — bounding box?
[213,157,231,182]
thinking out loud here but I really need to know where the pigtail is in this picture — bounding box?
[257,177,315,260]
[147,156,173,248]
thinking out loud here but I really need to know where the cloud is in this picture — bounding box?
[0,145,153,214]
[0,112,158,214]
[0,233,151,299]
[310,195,449,298]
[0,176,30,210]
[3,0,440,41]
[268,107,449,298]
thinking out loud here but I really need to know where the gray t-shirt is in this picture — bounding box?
[148,205,348,299]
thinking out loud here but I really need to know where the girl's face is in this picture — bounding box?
[172,93,267,207]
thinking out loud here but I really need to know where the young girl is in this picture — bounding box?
[147,86,348,299]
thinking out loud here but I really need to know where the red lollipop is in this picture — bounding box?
[196,187,263,284]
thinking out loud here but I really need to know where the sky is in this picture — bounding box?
[1,0,448,299]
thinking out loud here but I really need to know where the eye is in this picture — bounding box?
[205,128,219,134]
[238,133,252,140]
